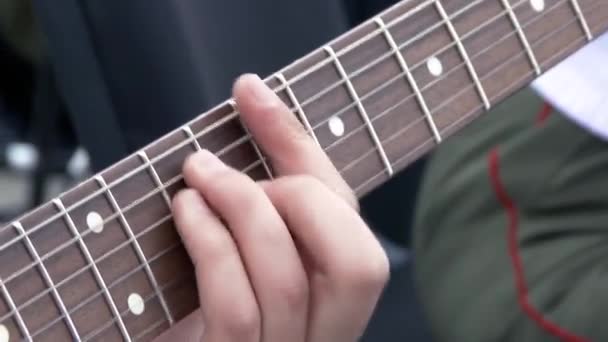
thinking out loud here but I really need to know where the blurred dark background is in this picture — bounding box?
[0,1,433,340]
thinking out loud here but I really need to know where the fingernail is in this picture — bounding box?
[193,149,227,175]
[246,74,277,104]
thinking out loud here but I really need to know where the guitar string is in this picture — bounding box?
[26,242,183,340]
[9,13,590,340]
[0,148,263,322]
[0,0,588,259]
[0,2,552,276]
[1,6,588,338]
[132,316,168,341]
[1,1,560,292]
[353,24,590,194]
[81,273,196,342]
[83,27,586,337]
[0,137,260,286]
[0,0,552,291]
[277,0,493,110]
[319,0,567,153]
[0,0,586,330]
[0,0,510,251]
[337,0,581,186]
[81,275,195,341]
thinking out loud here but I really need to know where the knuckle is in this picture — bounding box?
[339,249,390,295]
[206,303,260,341]
[194,229,233,263]
[276,275,309,312]
[222,305,261,340]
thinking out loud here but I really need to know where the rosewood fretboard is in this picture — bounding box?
[1,0,607,340]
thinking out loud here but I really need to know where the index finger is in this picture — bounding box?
[233,74,356,208]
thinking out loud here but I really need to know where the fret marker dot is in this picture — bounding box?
[329,116,345,137]
[530,0,544,12]
[87,211,104,234]
[0,324,8,342]
[427,57,443,77]
[128,293,145,315]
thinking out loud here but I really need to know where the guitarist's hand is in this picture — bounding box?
[156,74,389,342]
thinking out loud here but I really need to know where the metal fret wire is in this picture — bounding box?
[0,0,572,297]
[227,99,275,179]
[374,16,442,143]
[0,156,264,327]
[0,278,31,341]
[348,5,584,188]
[82,275,191,341]
[435,0,491,110]
[274,0,490,118]
[570,0,593,40]
[11,222,80,340]
[34,9,597,339]
[0,0,592,336]
[501,0,542,75]
[324,45,394,176]
[323,0,568,156]
[181,125,203,151]
[53,199,132,341]
[29,241,181,340]
[235,120,274,179]
[0,0,513,252]
[95,175,174,325]
[87,16,593,342]
[1,136,259,287]
[354,17,590,194]
[13,11,590,340]
[275,72,321,146]
[138,151,173,211]
[0,0,487,252]
[0,0,584,257]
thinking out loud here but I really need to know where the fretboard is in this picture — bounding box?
[1,0,606,340]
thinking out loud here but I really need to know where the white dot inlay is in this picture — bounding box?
[530,0,545,12]
[128,293,145,316]
[427,57,443,77]
[86,211,104,234]
[328,116,345,137]
[0,324,8,342]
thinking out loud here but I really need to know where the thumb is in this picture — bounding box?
[233,73,356,208]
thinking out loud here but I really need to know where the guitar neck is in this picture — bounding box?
[1,0,607,340]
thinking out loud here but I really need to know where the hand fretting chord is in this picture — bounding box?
[501,0,542,75]
[52,198,132,341]
[323,45,394,176]
[374,17,442,143]
[11,222,81,340]
[0,278,31,341]
[569,0,593,40]
[434,0,491,110]
[274,72,321,146]
[94,176,174,326]
[138,152,173,209]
